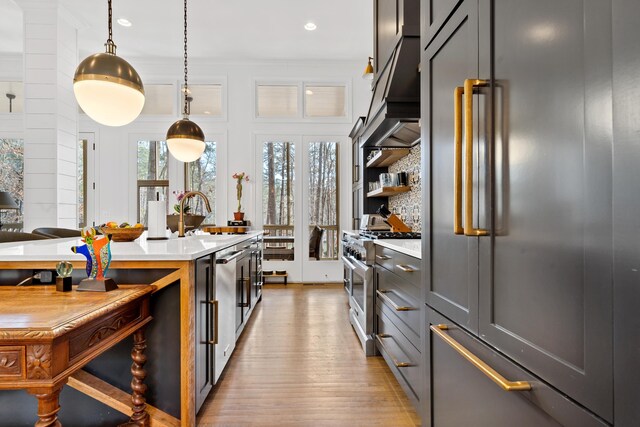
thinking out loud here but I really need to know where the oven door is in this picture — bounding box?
[341,256,353,295]
[345,255,375,355]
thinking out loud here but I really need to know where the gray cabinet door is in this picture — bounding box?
[195,255,214,411]
[422,0,479,333]
[478,0,613,421]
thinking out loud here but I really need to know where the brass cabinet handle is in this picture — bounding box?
[463,79,489,236]
[396,264,415,273]
[454,85,465,235]
[206,300,218,345]
[377,289,417,311]
[430,324,531,391]
[376,255,391,260]
[376,334,414,368]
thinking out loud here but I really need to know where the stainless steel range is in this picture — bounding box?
[341,231,375,355]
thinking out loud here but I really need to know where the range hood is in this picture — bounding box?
[361,36,420,148]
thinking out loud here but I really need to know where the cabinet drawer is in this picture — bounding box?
[377,266,420,308]
[427,307,608,427]
[0,346,25,381]
[375,246,421,287]
[376,306,421,406]
[376,289,420,348]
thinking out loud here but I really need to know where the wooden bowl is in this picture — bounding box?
[100,227,144,242]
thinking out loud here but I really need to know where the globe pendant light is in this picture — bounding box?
[166,0,205,163]
[73,0,145,127]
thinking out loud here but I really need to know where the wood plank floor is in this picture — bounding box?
[197,284,421,426]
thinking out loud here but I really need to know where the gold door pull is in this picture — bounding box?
[376,334,414,368]
[430,324,531,391]
[454,85,464,235]
[207,300,219,345]
[463,79,489,236]
[396,264,415,273]
[377,289,417,311]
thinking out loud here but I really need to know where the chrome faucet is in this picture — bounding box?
[178,191,212,237]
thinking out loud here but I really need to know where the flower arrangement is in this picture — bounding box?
[172,190,194,214]
[232,172,250,213]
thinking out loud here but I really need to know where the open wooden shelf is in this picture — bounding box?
[366,148,411,168]
[366,186,411,198]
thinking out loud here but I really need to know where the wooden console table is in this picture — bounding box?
[0,285,154,427]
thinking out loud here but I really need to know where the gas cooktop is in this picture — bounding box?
[360,231,422,240]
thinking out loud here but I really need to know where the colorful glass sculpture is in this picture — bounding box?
[71,227,112,280]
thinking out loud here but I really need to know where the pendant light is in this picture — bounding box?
[166,0,205,163]
[73,0,145,127]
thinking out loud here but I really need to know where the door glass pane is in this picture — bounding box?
[137,141,169,225]
[137,141,168,180]
[0,82,23,113]
[0,138,23,229]
[308,141,338,260]
[185,141,216,219]
[262,141,295,261]
[77,139,87,228]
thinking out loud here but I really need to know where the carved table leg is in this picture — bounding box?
[120,327,150,427]
[28,384,64,427]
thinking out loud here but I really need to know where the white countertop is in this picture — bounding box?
[373,239,421,259]
[0,231,263,262]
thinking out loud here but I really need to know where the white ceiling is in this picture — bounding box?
[0,0,373,61]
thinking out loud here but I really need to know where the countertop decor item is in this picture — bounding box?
[72,227,117,291]
[100,226,144,242]
[73,0,144,126]
[233,172,249,220]
[55,261,73,292]
[166,0,205,162]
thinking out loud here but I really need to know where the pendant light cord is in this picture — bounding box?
[183,0,189,117]
[105,0,116,54]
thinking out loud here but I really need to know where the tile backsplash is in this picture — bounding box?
[388,145,421,232]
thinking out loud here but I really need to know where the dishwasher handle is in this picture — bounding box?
[216,250,243,264]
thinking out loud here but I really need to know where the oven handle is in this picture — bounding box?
[341,256,356,271]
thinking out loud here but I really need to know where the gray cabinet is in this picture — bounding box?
[375,0,420,73]
[427,308,608,427]
[375,245,422,410]
[422,0,614,423]
[195,254,215,412]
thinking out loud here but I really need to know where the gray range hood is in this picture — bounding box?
[360,36,420,148]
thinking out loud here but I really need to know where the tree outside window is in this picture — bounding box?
[0,138,23,227]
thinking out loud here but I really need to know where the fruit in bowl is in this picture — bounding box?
[99,221,144,242]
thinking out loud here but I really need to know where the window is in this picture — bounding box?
[304,85,347,118]
[182,84,224,116]
[140,84,174,115]
[185,141,217,220]
[0,82,23,113]
[256,85,299,118]
[137,140,169,225]
[308,141,339,260]
[262,141,295,260]
[78,139,87,228]
[0,138,23,227]
[256,82,348,119]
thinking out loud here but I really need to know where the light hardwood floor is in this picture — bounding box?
[197,284,421,427]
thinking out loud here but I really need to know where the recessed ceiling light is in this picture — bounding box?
[304,22,317,31]
[203,111,211,115]
[305,89,314,95]
[117,18,132,27]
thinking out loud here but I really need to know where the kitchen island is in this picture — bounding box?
[0,231,263,427]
